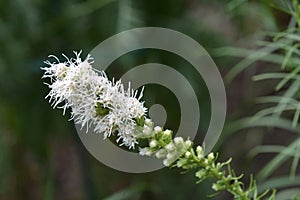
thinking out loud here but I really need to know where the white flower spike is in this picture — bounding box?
[42,51,275,199]
[42,51,147,149]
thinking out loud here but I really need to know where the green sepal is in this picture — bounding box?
[95,102,110,116]
[135,116,145,127]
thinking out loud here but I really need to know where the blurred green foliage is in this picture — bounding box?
[0,0,297,199]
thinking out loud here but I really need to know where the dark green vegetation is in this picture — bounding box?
[0,0,299,199]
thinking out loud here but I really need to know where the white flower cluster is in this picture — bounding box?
[139,125,193,166]
[42,51,147,148]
